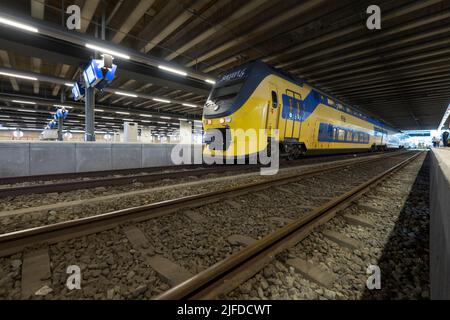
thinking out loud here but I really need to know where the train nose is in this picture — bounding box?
[203,128,231,151]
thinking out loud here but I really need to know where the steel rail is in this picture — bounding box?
[0,163,204,185]
[0,150,412,258]
[155,151,423,300]
[0,150,393,197]
[0,149,392,185]
[0,164,258,198]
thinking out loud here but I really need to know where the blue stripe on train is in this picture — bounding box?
[318,123,369,144]
[281,90,320,122]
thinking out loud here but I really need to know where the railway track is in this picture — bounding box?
[156,151,423,299]
[0,150,423,299]
[0,150,395,198]
[0,150,410,255]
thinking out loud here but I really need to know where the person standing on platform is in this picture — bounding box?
[442,131,449,147]
[432,136,438,148]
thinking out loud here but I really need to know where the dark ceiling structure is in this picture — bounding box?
[0,0,449,132]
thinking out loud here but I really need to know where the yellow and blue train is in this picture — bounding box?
[202,60,404,159]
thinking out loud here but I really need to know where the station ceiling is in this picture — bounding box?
[0,0,449,132]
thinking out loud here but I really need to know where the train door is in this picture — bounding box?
[266,85,280,136]
[311,121,320,149]
[292,92,302,139]
[283,91,294,139]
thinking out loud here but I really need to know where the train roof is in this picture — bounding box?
[220,60,399,133]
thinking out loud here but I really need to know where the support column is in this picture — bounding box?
[57,117,63,141]
[85,86,95,141]
[180,120,192,144]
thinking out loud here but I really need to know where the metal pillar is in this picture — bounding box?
[180,120,193,144]
[85,86,95,141]
[57,117,63,141]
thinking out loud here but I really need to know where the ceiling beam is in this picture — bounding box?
[138,0,210,53]
[165,0,269,61]
[110,0,156,44]
[185,0,328,70]
[267,0,445,69]
[80,0,101,33]
[0,50,19,91]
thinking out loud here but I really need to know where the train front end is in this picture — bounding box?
[202,63,269,161]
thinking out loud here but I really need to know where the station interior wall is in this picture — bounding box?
[430,148,450,299]
[0,141,203,177]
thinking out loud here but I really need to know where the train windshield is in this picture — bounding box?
[203,81,244,116]
[203,65,249,117]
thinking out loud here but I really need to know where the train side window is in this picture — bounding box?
[347,131,353,142]
[328,99,336,107]
[271,91,278,108]
[338,129,345,141]
[328,125,334,138]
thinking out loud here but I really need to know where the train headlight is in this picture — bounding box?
[207,119,212,125]
[225,116,232,123]
[219,118,225,124]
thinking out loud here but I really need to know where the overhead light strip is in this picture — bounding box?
[85,43,130,60]
[12,100,36,105]
[115,91,138,98]
[0,72,37,81]
[158,65,187,77]
[153,98,171,103]
[0,16,39,33]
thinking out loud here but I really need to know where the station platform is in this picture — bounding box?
[0,141,201,178]
[430,148,450,299]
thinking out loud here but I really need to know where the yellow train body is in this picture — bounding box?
[202,61,396,159]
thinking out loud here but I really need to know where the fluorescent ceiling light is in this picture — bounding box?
[139,114,152,117]
[0,71,37,81]
[55,105,72,109]
[115,91,137,98]
[122,118,134,121]
[77,114,85,117]
[438,104,450,130]
[85,43,130,60]
[17,109,36,113]
[65,83,74,87]
[178,118,187,121]
[12,100,36,105]
[205,79,216,85]
[158,65,187,77]
[0,115,10,118]
[0,16,39,33]
[21,117,36,120]
[96,109,104,112]
[157,121,166,124]
[141,120,151,123]
[159,116,171,119]
[182,103,197,108]
[153,98,171,103]
[115,111,130,115]
[101,116,114,119]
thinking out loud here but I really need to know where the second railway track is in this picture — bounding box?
[0,150,396,198]
[0,150,424,299]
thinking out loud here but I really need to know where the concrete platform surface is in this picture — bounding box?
[0,141,202,178]
[430,148,450,299]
